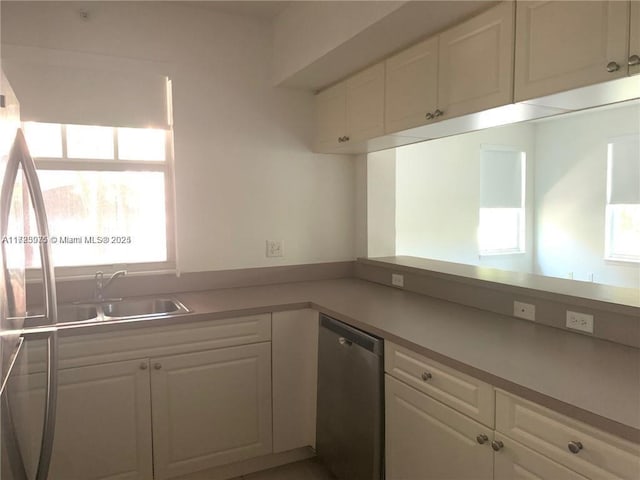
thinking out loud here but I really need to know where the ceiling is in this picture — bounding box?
[184,1,291,20]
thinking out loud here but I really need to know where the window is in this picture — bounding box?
[605,135,640,262]
[478,146,526,255]
[22,122,175,272]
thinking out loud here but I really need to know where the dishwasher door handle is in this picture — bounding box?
[338,337,353,346]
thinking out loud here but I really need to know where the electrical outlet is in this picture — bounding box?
[391,273,404,287]
[566,311,594,334]
[513,301,535,321]
[266,240,283,258]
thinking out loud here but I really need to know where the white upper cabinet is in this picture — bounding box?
[514,1,630,101]
[314,82,347,150]
[385,36,439,133]
[630,0,640,76]
[315,62,384,151]
[346,62,385,142]
[384,2,514,133]
[438,1,515,119]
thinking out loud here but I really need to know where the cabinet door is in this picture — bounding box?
[346,62,385,142]
[150,343,272,480]
[630,0,640,76]
[494,433,588,480]
[272,309,318,453]
[19,360,153,480]
[385,36,439,133]
[385,375,493,480]
[438,1,515,119]
[514,1,629,101]
[314,81,347,150]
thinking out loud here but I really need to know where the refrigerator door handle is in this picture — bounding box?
[7,129,59,480]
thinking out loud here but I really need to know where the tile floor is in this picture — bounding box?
[231,458,336,480]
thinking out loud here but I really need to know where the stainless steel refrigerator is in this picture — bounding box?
[1,71,59,480]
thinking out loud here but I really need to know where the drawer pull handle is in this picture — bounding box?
[433,109,444,118]
[476,434,489,445]
[421,371,433,381]
[629,54,640,66]
[154,363,162,370]
[140,362,148,370]
[606,61,620,72]
[568,441,583,454]
[425,112,434,120]
[491,440,504,451]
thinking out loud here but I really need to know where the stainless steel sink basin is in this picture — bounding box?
[60,304,100,322]
[26,304,99,327]
[102,298,188,319]
[25,297,189,327]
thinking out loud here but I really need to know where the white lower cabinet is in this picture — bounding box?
[385,341,640,480]
[29,313,274,480]
[42,343,273,480]
[21,359,154,480]
[271,309,318,453]
[385,375,493,480]
[150,343,272,480]
[493,433,588,480]
[496,390,640,480]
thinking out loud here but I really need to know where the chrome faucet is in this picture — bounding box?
[94,270,127,302]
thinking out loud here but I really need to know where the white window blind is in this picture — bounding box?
[2,45,169,128]
[607,135,640,205]
[478,145,526,255]
[480,148,524,208]
[605,134,640,262]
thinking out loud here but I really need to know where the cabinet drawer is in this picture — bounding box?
[384,341,494,427]
[496,390,640,479]
[27,314,272,371]
[494,432,588,480]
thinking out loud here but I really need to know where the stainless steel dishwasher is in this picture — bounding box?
[316,314,384,480]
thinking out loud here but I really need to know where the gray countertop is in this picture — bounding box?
[22,277,640,443]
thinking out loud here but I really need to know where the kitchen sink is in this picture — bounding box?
[25,304,99,327]
[101,298,188,318]
[24,297,190,327]
[59,304,100,322]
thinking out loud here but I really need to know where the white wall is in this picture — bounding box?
[395,123,536,272]
[367,149,396,257]
[534,104,640,288]
[1,1,355,273]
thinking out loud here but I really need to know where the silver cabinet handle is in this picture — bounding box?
[421,371,433,381]
[433,109,444,118]
[154,363,162,370]
[629,54,640,66]
[568,441,583,454]
[491,440,504,451]
[337,136,343,143]
[606,61,620,72]
[425,112,434,120]
[140,362,148,370]
[343,136,350,142]
[476,434,489,445]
